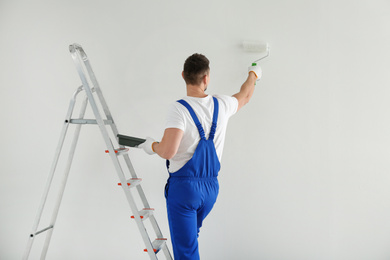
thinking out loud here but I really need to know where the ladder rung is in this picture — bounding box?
[131,208,154,220]
[68,119,113,125]
[31,225,54,237]
[118,178,142,187]
[144,238,167,254]
[105,148,129,155]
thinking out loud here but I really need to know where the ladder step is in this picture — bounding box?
[68,119,113,125]
[131,208,154,220]
[118,178,142,187]
[105,147,129,155]
[144,238,167,254]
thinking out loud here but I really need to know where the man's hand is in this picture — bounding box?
[248,64,262,80]
[138,137,156,155]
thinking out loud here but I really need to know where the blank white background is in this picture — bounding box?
[1,0,390,259]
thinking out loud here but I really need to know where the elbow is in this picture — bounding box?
[164,155,175,160]
[159,150,176,160]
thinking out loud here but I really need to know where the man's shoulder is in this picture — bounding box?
[169,97,188,110]
[168,100,185,112]
[213,94,238,106]
[213,94,239,116]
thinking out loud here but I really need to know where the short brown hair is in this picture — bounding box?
[183,53,210,85]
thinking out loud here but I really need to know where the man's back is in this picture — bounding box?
[165,94,238,173]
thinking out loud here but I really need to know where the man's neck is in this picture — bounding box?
[186,84,208,98]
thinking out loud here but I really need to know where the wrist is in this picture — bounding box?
[151,141,159,153]
[249,71,258,79]
[248,72,258,83]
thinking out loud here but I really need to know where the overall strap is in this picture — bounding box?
[177,99,205,139]
[208,97,219,140]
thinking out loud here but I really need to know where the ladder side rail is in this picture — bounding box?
[122,154,164,235]
[148,215,165,238]
[71,44,172,259]
[83,57,125,149]
[122,154,159,226]
[122,154,160,235]
[77,48,136,167]
[71,47,120,159]
[71,47,125,177]
[89,50,171,256]
[74,47,144,185]
[85,60,116,123]
[162,244,173,260]
[148,214,167,243]
[93,58,167,247]
[86,84,159,260]
[22,86,84,260]
[121,137,171,258]
[122,153,141,179]
[73,45,117,133]
[120,187,158,260]
[71,50,158,259]
[41,94,89,259]
[122,154,159,215]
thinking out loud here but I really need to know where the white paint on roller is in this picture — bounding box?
[242,41,269,53]
[242,41,270,63]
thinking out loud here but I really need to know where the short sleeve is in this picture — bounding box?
[165,103,185,131]
[214,95,239,118]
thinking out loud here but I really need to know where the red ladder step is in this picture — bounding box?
[131,208,154,220]
[117,178,142,187]
[144,238,167,253]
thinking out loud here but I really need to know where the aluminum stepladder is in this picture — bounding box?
[22,43,172,260]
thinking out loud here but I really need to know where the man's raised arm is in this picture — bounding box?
[233,65,262,112]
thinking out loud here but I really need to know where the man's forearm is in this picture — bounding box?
[241,72,257,100]
[151,128,183,160]
[233,72,257,111]
[152,140,175,160]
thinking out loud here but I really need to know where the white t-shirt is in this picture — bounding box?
[165,94,238,173]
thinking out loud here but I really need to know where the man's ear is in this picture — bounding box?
[202,74,208,85]
[182,71,185,79]
[204,74,210,85]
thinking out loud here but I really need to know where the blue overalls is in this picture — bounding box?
[165,97,220,260]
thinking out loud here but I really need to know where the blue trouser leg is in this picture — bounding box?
[166,180,200,260]
[166,180,219,260]
[167,203,199,260]
[196,181,219,235]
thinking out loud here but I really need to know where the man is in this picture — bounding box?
[139,53,261,259]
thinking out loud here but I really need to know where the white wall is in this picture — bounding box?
[1,0,390,259]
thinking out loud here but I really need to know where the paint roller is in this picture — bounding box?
[242,41,270,66]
